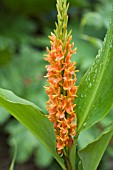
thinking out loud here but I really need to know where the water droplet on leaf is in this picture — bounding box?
[88,83,92,88]
[83,122,87,127]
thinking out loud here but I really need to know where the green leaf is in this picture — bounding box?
[78,123,113,170]
[0,106,10,124]
[0,88,65,170]
[75,10,113,132]
[6,121,39,163]
[35,143,53,168]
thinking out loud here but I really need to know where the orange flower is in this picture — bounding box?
[44,32,78,155]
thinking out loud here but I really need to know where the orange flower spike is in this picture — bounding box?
[44,0,78,156]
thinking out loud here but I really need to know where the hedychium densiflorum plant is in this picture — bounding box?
[0,0,113,170]
[44,0,113,169]
[44,0,78,157]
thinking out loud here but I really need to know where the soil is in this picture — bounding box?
[0,130,10,170]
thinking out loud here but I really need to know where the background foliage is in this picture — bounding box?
[0,0,113,169]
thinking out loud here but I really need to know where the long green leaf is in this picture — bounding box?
[75,10,113,132]
[78,123,113,170]
[0,88,65,170]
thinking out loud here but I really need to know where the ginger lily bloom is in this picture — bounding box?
[44,0,78,156]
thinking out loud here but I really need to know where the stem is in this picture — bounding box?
[63,147,72,170]
[65,157,72,170]
[65,137,78,170]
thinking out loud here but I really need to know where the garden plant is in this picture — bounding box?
[0,0,113,170]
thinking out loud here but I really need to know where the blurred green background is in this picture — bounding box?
[0,0,113,169]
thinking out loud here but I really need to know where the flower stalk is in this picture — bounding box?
[44,0,78,168]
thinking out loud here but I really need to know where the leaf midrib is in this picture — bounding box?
[78,33,112,132]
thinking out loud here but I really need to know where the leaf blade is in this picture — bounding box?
[78,123,113,170]
[0,88,65,169]
[75,10,113,132]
